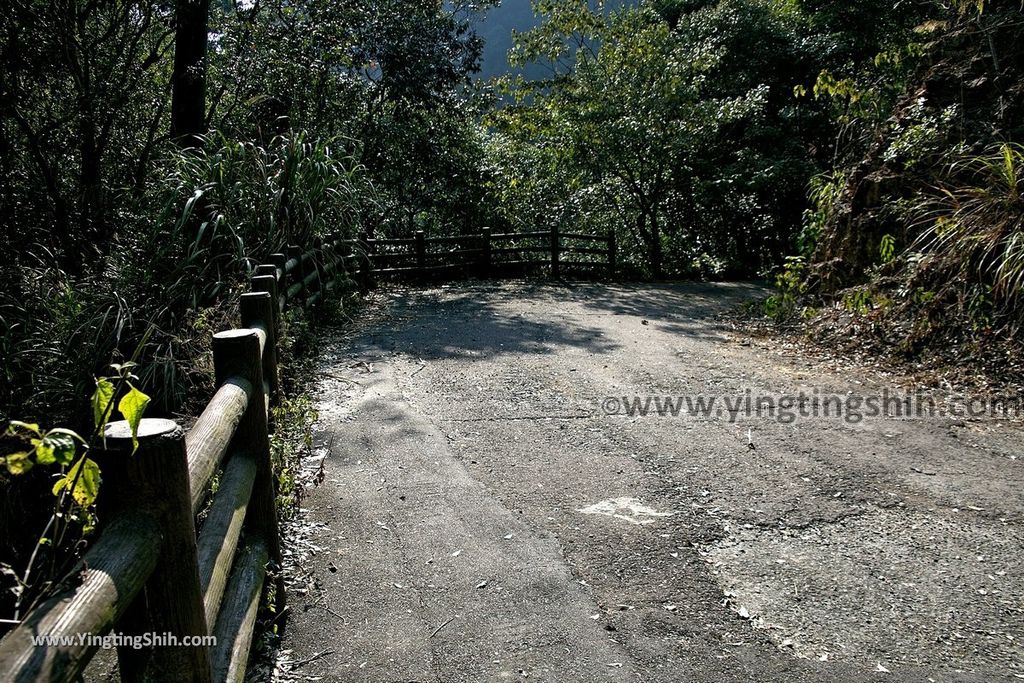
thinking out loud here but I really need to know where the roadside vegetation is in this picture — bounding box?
[764,1,1024,383]
[1,0,1021,632]
[0,0,484,629]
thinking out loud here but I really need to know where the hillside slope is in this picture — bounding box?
[798,1,1024,380]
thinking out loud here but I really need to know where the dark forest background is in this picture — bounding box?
[2,0,1022,628]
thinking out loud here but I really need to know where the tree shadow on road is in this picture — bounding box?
[554,279,768,341]
[351,283,621,360]
[572,280,767,318]
[348,279,768,360]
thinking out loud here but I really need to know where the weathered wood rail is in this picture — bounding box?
[0,225,612,682]
[345,226,616,281]
[0,245,342,683]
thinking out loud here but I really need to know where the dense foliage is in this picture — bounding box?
[0,0,490,426]
[776,0,1024,363]
[484,0,1023,363]
[1,0,1022,630]
[0,0,490,624]
[482,0,943,277]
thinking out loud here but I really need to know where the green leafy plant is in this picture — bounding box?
[4,361,152,511]
[2,423,82,476]
[913,143,1024,313]
[799,171,845,257]
[842,287,874,314]
[812,70,886,124]
[879,234,897,264]
[912,287,937,306]
[883,104,959,170]
[966,283,994,332]
[94,364,152,452]
[2,361,151,621]
[764,256,807,320]
[269,396,319,518]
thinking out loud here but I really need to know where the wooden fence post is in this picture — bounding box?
[415,230,426,278]
[480,227,491,276]
[312,236,325,297]
[607,229,617,277]
[240,290,278,407]
[254,264,276,280]
[212,329,285,614]
[550,224,560,279]
[100,419,213,683]
[324,232,339,280]
[268,255,287,309]
[320,232,335,284]
[269,253,287,282]
[357,231,372,292]
[252,269,281,331]
[286,245,304,298]
[251,271,280,325]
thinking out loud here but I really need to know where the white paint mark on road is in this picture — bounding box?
[577,497,673,525]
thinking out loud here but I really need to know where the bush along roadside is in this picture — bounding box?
[0,359,153,629]
[0,263,362,640]
[0,127,371,634]
[759,143,1024,390]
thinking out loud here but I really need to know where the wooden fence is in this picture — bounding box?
[0,247,336,683]
[0,225,613,682]
[349,226,616,281]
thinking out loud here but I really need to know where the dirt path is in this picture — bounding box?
[277,281,1023,682]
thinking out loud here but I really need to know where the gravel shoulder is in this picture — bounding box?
[278,280,1023,682]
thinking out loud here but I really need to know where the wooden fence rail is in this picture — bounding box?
[0,224,612,683]
[358,226,616,280]
[0,241,351,683]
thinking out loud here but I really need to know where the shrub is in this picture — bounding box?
[911,143,1024,325]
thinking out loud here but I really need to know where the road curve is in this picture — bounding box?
[279,281,1023,683]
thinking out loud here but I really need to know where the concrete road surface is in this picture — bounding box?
[279,281,1023,682]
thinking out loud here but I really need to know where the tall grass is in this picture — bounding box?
[800,170,846,257]
[0,131,373,426]
[912,143,1024,322]
[0,131,373,624]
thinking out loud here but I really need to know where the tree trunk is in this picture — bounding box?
[170,0,210,145]
[634,210,649,268]
[649,210,664,279]
[638,207,664,279]
[78,99,103,263]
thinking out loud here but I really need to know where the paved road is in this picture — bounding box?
[279,281,1023,682]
